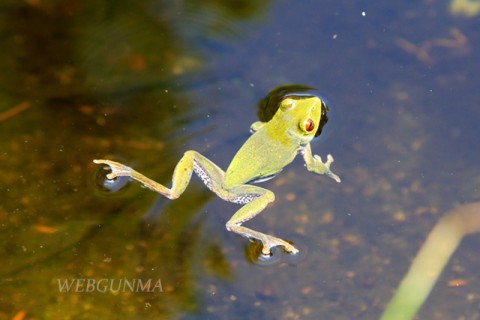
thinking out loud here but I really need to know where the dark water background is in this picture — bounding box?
[1,0,479,319]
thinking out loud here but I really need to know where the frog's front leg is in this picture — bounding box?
[302,143,341,183]
[225,185,299,255]
[94,150,225,199]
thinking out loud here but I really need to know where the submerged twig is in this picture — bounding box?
[0,102,31,122]
[381,202,480,320]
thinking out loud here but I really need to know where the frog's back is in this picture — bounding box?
[223,129,298,188]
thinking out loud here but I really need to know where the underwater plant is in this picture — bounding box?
[381,202,480,320]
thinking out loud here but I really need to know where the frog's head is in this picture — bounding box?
[257,85,329,138]
[275,95,329,139]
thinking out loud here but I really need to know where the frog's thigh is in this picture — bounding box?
[225,184,275,225]
[184,151,226,197]
[225,186,299,254]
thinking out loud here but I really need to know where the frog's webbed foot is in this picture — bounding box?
[227,224,299,256]
[93,159,133,180]
[314,154,341,183]
[259,234,299,255]
[302,144,341,183]
[94,159,176,198]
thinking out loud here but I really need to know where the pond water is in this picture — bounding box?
[1,1,479,319]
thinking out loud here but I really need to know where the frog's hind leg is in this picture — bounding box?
[94,150,225,199]
[225,185,299,255]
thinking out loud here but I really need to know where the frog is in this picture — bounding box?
[94,92,340,255]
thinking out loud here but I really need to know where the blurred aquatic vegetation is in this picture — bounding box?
[0,0,270,223]
[381,202,480,320]
[395,28,470,65]
[0,184,228,318]
[0,0,267,318]
[0,219,101,277]
[449,0,480,17]
[0,0,269,103]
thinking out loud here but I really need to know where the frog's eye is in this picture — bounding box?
[305,118,315,133]
[280,98,295,111]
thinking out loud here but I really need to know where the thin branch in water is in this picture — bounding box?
[381,202,480,320]
[0,102,31,122]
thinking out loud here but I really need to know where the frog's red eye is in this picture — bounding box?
[305,118,315,132]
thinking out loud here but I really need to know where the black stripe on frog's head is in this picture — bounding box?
[257,84,329,137]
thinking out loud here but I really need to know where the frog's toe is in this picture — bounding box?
[284,243,299,254]
[94,159,133,180]
[328,171,341,183]
[261,236,299,255]
[313,155,322,162]
[261,246,273,256]
[326,154,335,166]
[106,172,118,180]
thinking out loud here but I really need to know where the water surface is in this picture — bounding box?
[1,1,479,319]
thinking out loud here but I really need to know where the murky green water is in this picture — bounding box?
[1,1,479,319]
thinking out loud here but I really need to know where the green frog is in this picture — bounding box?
[94,91,340,255]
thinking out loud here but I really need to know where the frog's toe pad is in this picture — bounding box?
[93,159,133,180]
[245,238,307,266]
[261,237,299,256]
